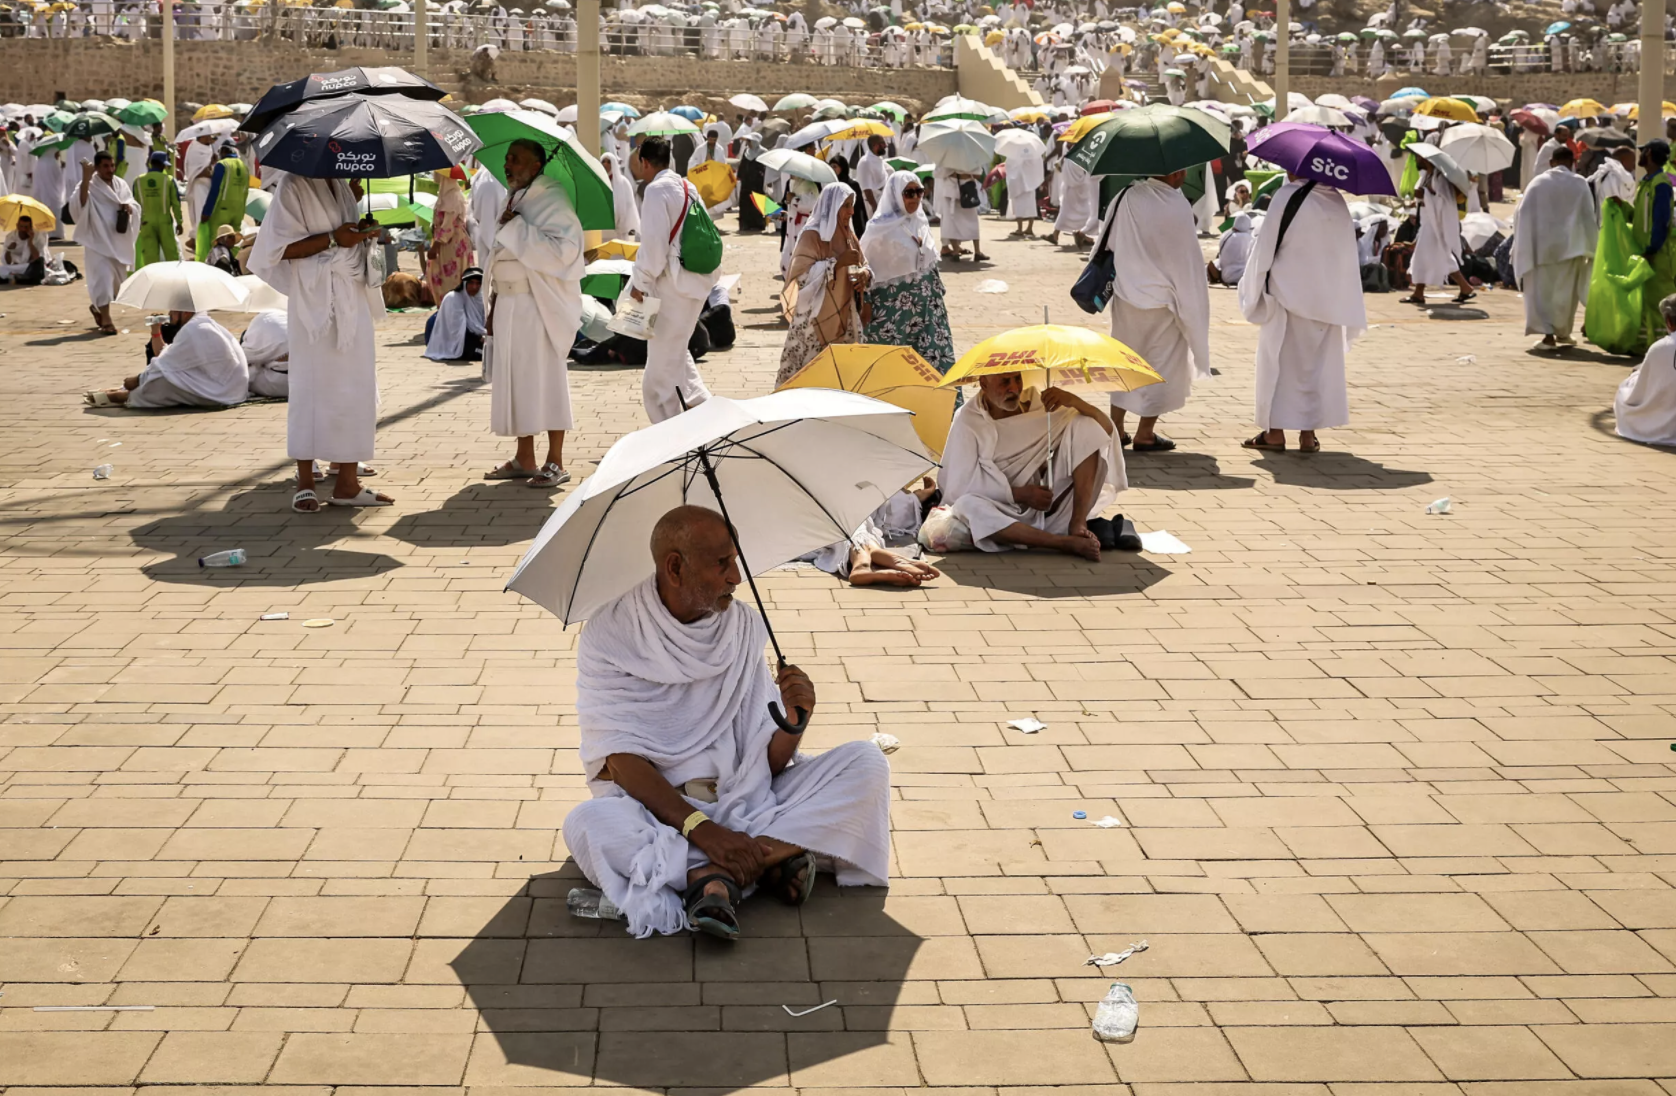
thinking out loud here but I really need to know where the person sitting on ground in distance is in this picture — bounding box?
[424,266,486,361]
[83,309,248,409]
[799,477,943,587]
[242,309,290,399]
[0,214,49,285]
[1615,291,1676,447]
[939,372,1125,560]
[562,505,891,941]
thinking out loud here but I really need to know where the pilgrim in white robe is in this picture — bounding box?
[1513,165,1597,340]
[933,165,980,243]
[425,280,486,361]
[1003,143,1044,221]
[126,312,250,408]
[941,391,1125,552]
[247,174,383,464]
[630,169,716,423]
[182,138,216,239]
[1615,331,1676,446]
[1238,181,1366,432]
[1096,177,1212,419]
[32,151,65,234]
[68,171,138,308]
[488,174,584,437]
[1053,159,1097,235]
[242,310,290,398]
[1519,128,1542,191]
[468,164,508,290]
[563,575,892,939]
[0,228,49,278]
[1215,212,1256,285]
[1590,156,1636,221]
[601,152,640,240]
[1409,173,1463,286]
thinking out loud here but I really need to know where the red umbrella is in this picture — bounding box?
[1510,107,1554,137]
[1081,99,1118,116]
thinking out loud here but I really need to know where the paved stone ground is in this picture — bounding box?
[2,210,1675,1094]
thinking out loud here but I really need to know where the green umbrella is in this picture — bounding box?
[923,95,994,123]
[884,156,934,179]
[116,100,166,126]
[42,110,74,133]
[465,108,616,231]
[1101,160,1209,207]
[1068,103,1229,177]
[31,134,74,156]
[872,101,909,119]
[626,110,701,138]
[773,93,819,111]
[54,98,80,113]
[65,111,123,141]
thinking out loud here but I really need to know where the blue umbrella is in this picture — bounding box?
[669,104,706,122]
[1391,86,1429,99]
[601,102,641,117]
[1546,20,1570,34]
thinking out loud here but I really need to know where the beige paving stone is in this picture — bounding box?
[138,1031,285,1083]
[1226,1027,1445,1082]
[1537,1024,1676,1078]
[1108,1027,1248,1082]
[914,1029,1121,1085]
[0,1032,162,1084]
[1409,1026,1573,1081]
[270,1032,473,1084]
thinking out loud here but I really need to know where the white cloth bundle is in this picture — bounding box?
[127,313,249,409]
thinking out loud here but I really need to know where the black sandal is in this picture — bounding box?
[1130,435,1177,452]
[760,850,817,906]
[682,873,741,940]
[1453,290,1477,304]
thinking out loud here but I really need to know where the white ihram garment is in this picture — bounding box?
[934,165,980,242]
[1004,146,1044,220]
[68,173,138,308]
[126,313,249,409]
[563,577,891,938]
[1096,178,1212,418]
[468,165,508,290]
[1409,174,1463,286]
[1513,167,1597,340]
[424,284,485,361]
[629,169,717,423]
[1053,159,1097,234]
[942,394,1124,552]
[1238,181,1366,432]
[241,310,290,398]
[247,175,382,463]
[1615,333,1676,446]
[489,174,584,437]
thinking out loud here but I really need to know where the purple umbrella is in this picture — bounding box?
[1245,122,1398,196]
[1351,95,1379,113]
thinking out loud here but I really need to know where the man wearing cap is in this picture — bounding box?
[1630,139,1676,349]
[195,142,249,262]
[133,151,181,269]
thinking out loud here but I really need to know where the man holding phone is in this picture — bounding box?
[70,150,139,336]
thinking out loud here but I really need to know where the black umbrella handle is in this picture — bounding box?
[770,699,810,735]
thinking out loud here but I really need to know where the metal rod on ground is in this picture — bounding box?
[1638,1,1663,154]
[163,0,176,140]
[1274,0,1289,124]
[578,0,601,156]
[415,0,428,76]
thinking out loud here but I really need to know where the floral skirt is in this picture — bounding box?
[863,270,956,376]
[776,300,861,387]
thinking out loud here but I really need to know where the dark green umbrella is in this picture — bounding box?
[116,100,168,127]
[1068,103,1229,178]
[65,111,123,141]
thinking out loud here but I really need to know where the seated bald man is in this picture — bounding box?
[939,372,1125,560]
[562,505,892,940]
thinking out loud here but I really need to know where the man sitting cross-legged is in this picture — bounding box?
[940,372,1125,560]
[562,505,892,940]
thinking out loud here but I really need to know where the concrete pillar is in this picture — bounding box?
[163,0,175,139]
[415,0,428,75]
[1638,2,1663,149]
[1273,0,1289,122]
[578,0,600,156]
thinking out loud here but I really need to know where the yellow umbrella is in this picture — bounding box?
[826,119,895,142]
[777,344,957,458]
[193,103,236,122]
[1165,1,1185,11]
[1058,111,1114,142]
[1415,97,1479,123]
[939,324,1161,394]
[1625,102,1676,119]
[1010,109,1052,124]
[1559,98,1607,118]
[586,239,639,261]
[985,29,1004,44]
[0,193,55,232]
[686,160,737,207]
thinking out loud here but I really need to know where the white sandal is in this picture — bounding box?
[291,489,320,513]
[328,487,393,507]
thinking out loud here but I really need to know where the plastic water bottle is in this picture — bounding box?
[198,549,247,568]
[1092,982,1138,1043]
[92,464,112,480]
[567,887,624,921]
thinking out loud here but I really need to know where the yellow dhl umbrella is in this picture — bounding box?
[0,193,55,232]
[825,119,895,142]
[940,324,1161,394]
[687,160,737,207]
[777,344,956,458]
[586,239,638,261]
[193,103,236,122]
[1559,97,1608,118]
[1625,101,1676,119]
[1415,96,1479,123]
[1010,108,1052,124]
[985,29,1004,44]
[1058,111,1114,142]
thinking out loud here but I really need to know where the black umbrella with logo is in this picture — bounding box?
[240,65,447,135]
[252,93,481,179]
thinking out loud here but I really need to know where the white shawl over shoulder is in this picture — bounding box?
[247,174,378,352]
[1513,167,1597,283]
[1239,180,1367,339]
[1100,177,1212,379]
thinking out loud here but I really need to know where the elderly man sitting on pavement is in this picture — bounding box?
[939,372,1125,560]
[82,310,249,409]
[562,505,891,941]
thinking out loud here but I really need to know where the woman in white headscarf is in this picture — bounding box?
[861,170,954,375]
[600,151,640,241]
[1209,211,1255,287]
[776,181,870,385]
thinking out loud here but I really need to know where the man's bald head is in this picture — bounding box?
[651,505,740,623]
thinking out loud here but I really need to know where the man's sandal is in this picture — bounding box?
[683,873,742,940]
[1241,433,1286,452]
[291,489,320,513]
[760,850,817,906]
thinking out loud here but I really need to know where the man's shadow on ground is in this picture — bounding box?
[1123,451,1256,490]
[452,864,922,1091]
[129,487,402,586]
[383,481,556,549]
[934,544,1171,598]
[1249,450,1432,490]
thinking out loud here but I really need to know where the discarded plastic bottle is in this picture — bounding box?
[199,549,247,568]
[1092,982,1138,1043]
[92,464,113,480]
[567,887,624,921]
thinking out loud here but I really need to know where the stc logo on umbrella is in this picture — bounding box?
[1309,155,1350,182]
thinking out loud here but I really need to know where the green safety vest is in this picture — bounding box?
[135,169,180,228]
[1632,172,1676,280]
[206,156,249,225]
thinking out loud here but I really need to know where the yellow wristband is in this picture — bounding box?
[680,810,708,839]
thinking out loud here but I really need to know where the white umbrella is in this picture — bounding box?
[519,97,560,117]
[556,103,579,123]
[841,16,865,28]
[231,274,287,312]
[993,128,1046,158]
[814,15,836,28]
[1438,122,1516,174]
[916,119,996,174]
[175,117,238,143]
[730,93,769,112]
[584,257,636,277]
[756,147,839,184]
[479,97,520,112]
[924,94,995,123]
[786,118,852,149]
[115,261,248,312]
[627,111,701,137]
[505,388,934,638]
[1314,93,1353,109]
[1289,104,1351,127]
